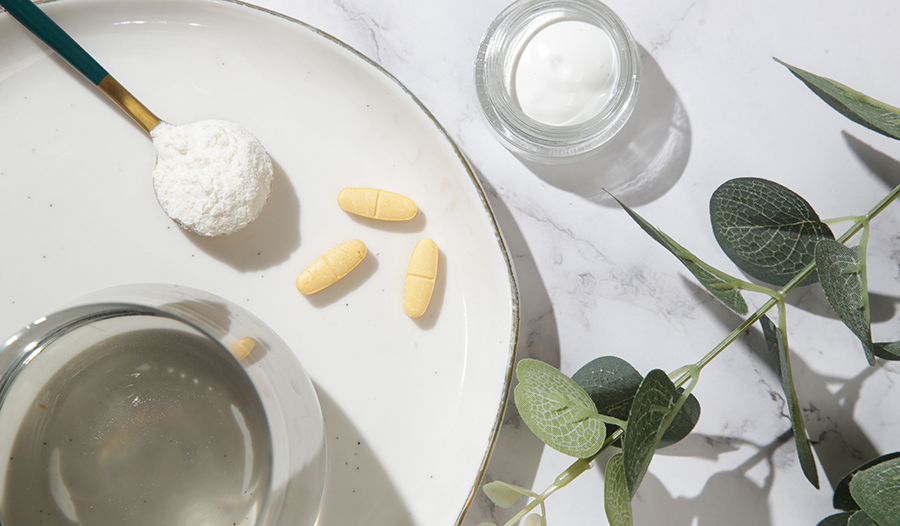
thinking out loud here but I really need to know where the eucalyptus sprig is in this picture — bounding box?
[478,59,900,526]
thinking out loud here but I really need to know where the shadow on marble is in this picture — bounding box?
[681,277,881,490]
[460,171,562,526]
[654,432,744,461]
[515,45,691,207]
[313,386,414,526]
[626,432,792,526]
[779,133,900,321]
[844,131,900,189]
[730,313,881,491]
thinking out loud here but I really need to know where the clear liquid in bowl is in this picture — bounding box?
[1,327,272,526]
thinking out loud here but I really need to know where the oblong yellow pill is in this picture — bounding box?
[230,337,257,361]
[296,239,367,295]
[338,187,417,221]
[404,238,438,318]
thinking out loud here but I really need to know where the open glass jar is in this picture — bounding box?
[475,0,641,163]
[0,284,326,526]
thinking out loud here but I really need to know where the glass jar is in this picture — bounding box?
[0,284,325,526]
[475,0,641,163]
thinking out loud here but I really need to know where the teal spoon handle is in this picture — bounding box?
[0,0,107,84]
[1,0,161,133]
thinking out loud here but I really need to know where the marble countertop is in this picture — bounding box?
[5,0,900,525]
[250,0,900,524]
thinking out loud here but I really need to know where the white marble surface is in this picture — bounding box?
[7,0,900,524]
[248,1,900,525]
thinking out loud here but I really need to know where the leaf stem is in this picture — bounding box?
[591,414,629,430]
[681,251,782,300]
[500,459,592,526]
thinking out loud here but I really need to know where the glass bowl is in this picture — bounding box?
[0,283,326,526]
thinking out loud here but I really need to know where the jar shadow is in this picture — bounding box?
[519,46,691,206]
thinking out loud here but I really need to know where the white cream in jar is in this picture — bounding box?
[475,0,640,162]
[512,19,619,126]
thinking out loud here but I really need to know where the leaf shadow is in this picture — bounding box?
[777,345,882,490]
[459,170,561,526]
[605,432,791,526]
[843,131,900,189]
[682,278,883,489]
[781,132,900,322]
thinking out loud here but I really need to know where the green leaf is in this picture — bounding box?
[514,359,607,458]
[874,341,900,361]
[834,452,900,511]
[760,315,820,488]
[604,453,633,526]
[612,196,748,314]
[818,512,854,526]
[815,240,875,365]
[622,369,688,497]
[709,178,834,287]
[572,356,643,422]
[775,58,900,141]
[572,356,701,448]
[848,511,880,526]
[850,456,900,526]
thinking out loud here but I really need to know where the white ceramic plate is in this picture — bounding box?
[0,1,519,524]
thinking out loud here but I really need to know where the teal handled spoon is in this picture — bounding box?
[0,0,160,133]
[0,0,274,236]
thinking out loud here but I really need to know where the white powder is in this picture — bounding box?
[151,119,274,237]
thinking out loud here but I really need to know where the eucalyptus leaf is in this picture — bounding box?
[815,240,875,365]
[572,356,701,448]
[572,356,643,422]
[776,58,900,141]
[612,195,749,314]
[849,455,900,526]
[818,512,854,526]
[761,315,820,488]
[514,359,607,458]
[604,453,633,526]
[622,369,687,498]
[833,452,900,511]
[848,511,880,526]
[710,178,834,287]
[874,341,900,361]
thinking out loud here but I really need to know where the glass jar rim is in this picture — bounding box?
[475,0,641,161]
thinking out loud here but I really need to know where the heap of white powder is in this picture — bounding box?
[151,119,274,237]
